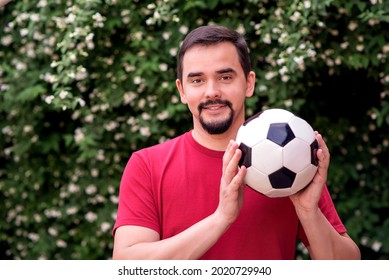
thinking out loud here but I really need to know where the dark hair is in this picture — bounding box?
[176,25,252,82]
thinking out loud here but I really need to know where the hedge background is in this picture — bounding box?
[0,0,388,260]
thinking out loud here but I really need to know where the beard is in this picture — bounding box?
[198,99,234,135]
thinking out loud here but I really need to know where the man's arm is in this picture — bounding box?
[112,141,246,259]
[113,213,230,259]
[290,133,361,260]
[299,208,361,259]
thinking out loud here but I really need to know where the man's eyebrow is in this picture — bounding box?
[186,68,236,78]
[216,68,236,75]
[187,72,203,78]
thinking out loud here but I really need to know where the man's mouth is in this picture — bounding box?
[198,100,232,112]
[203,104,226,110]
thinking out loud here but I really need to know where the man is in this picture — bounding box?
[112,25,361,260]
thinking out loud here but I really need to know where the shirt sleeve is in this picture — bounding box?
[112,151,160,236]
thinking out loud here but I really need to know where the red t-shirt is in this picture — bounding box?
[113,131,346,259]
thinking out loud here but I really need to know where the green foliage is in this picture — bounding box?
[1,0,388,259]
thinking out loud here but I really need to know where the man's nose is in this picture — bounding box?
[204,80,221,99]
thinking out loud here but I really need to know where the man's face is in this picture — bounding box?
[176,42,255,135]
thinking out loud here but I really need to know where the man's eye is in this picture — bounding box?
[220,75,232,81]
[191,78,203,84]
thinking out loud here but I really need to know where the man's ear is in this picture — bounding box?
[176,79,188,104]
[245,71,256,98]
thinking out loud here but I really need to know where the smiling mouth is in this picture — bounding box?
[198,100,232,113]
[203,104,226,110]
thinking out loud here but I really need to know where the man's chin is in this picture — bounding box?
[200,119,232,135]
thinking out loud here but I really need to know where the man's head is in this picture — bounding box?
[175,25,255,138]
[177,25,252,82]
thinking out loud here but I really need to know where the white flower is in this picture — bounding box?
[157,111,169,121]
[304,1,311,8]
[281,75,290,82]
[20,28,29,37]
[44,95,54,104]
[85,184,97,195]
[30,13,40,22]
[65,13,76,24]
[263,34,271,44]
[134,76,142,85]
[68,183,80,193]
[23,125,33,133]
[75,67,87,80]
[348,22,358,31]
[276,58,285,65]
[259,85,267,92]
[96,150,105,161]
[16,62,27,71]
[44,208,62,218]
[169,48,177,56]
[56,240,67,248]
[91,168,99,178]
[141,112,151,120]
[340,42,349,49]
[84,114,94,123]
[34,214,42,223]
[286,46,295,54]
[66,207,78,215]
[290,11,301,22]
[284,99,293,107]
[59,90,69,99]
[100,222,111,233]
[28,233,40,242]
[37,0,47,8]
[146,18,154,26]
[1,35,13,46]
[140,126,151,137]
[48,227,58,237]
[179,25,188,34]
[159,63,168,71]
[162,32,170,40]
[86,33,94,41]
[74,128,85,143]
[279,66,288,75]
[85,211,98,222]
[105,121,119,131]
[110,195,119,204]
[356,44,364,52]
[265,71,276,80]
[294,56,304,65]
[372,241,382,252]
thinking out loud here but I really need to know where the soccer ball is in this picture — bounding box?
[236,108,319,198]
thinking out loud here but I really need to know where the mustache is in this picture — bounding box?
[197,99,233,112]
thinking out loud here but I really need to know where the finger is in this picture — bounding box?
[316,133,330,168]
[312,134,330,184]
[232,165,247,187]
[316,133,329,157]
[224,147,242,182]
[223,140,239,172]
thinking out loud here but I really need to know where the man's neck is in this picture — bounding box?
[191,124,241,151]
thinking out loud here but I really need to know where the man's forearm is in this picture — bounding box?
[297,208,361,260]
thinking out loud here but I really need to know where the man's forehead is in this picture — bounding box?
[182,42,240,73]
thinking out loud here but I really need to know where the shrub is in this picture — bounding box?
[1,0,388,259]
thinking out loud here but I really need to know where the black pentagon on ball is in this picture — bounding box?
[267,123,295,147]
[238,142,252,168]
[310,139,319,166]
[268,167,296,189]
